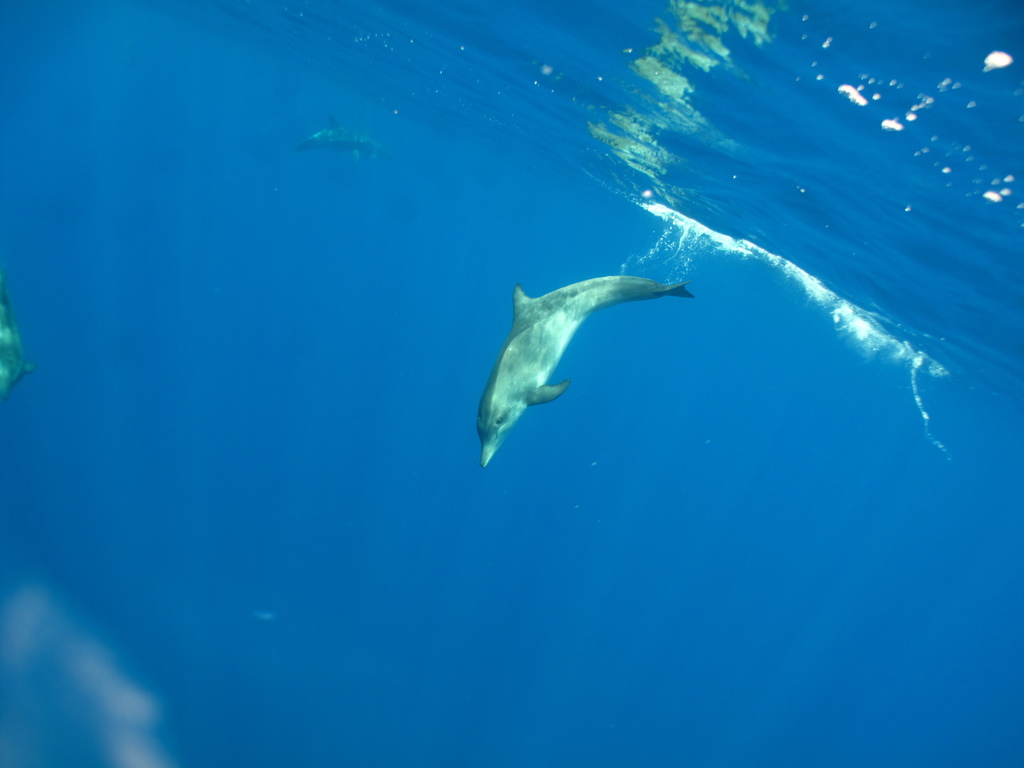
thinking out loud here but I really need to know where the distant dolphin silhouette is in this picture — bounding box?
[0,272,35,401]
[476,276,694,467]
[294,117,383,158]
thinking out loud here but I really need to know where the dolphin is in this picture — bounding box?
[294,117,384,158]
[0,272,35,401]
[476,276,694,467]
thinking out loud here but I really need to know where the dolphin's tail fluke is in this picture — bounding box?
[663,280,695,298]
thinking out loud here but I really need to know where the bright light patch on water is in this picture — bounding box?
[636,202,949,452]
[838,84,868,106]
[982,51,1013,72]
[799,32,1018,222]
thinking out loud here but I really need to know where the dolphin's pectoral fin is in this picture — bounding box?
[528,379,570,406]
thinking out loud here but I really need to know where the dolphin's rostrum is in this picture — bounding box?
[477,276,694,467]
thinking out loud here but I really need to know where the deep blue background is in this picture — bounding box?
[1,1,1023,767]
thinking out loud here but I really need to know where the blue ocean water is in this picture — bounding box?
[1,1,1023,766]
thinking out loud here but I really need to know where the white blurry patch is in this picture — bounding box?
[881,118,904,131]
[983,51,1013,72]
[0,584,180,768]
[838,84,868,106]
[983,190,1004,202]
[637,203,949,450]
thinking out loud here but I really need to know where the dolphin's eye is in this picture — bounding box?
[495,416,505,426]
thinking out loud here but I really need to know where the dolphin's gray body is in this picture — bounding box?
[294,117,383,158]
[476,276,694,467]
[0,272,34,401]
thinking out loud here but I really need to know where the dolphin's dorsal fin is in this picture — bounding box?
[512,283,533,321]
[328,116,339,128]
[528,379,570,406]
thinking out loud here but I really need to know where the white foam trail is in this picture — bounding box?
[635,202,949,453]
